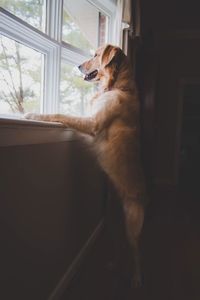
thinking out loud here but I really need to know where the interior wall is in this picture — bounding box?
[141,0,200,33]
[0,121,106,300]
[136,0,200,187]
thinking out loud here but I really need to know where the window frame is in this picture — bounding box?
[0,0,117,117]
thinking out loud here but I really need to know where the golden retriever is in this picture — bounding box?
[25,44,147,286]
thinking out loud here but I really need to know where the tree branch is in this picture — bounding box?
[0,72,18,104]
[0,90,16,113]
[0,38,19,101]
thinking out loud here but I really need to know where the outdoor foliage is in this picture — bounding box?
[1,0,44,30]
[0,35,42,114]
[60,63,94,116]
[0,0,43,114]
[62,9,93,53]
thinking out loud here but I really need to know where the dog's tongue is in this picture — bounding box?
[84,69,98,81]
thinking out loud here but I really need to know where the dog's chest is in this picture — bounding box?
[90,94,111,115]
[90,98,106,115]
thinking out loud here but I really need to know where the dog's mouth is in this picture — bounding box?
[84,69,98,81]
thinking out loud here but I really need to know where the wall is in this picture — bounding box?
[0,118,106,300]
[136,0,200,187]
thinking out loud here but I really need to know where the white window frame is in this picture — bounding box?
[0,0,117,116]
[0,7,61,114]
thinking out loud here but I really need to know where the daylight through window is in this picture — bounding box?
[0,0,117,117]
[0,35,43,116]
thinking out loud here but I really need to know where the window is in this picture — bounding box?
[60,62,94,116]
[62,0,109,52]
[1,0,46,31]
[0,0,118,118]
[0,35,43,116]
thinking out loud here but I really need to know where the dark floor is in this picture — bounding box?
[63,184,200,300]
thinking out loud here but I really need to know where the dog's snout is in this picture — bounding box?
[78,64,82,71]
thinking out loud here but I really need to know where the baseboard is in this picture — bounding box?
[48,218,105,300]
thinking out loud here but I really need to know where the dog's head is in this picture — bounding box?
[78,44,126,88]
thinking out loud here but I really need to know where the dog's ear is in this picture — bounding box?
[101,45,123,68]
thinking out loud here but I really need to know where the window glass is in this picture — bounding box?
[62,0,108,53]
[60,62,94,116]
[1,0,46,31]
[0,35,43,116]
[0,0,114,117]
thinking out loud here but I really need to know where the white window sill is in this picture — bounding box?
[0,115,64,128]
[0,116,77,147]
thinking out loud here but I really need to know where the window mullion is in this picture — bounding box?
[45,0,63,113]
[46,0,63,43]
[44,46,61,114]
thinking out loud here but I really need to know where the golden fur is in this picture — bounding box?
[25,44,147,286]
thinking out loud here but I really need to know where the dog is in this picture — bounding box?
[25,44,147,286]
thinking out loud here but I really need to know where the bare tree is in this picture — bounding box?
[0,37,39,114]
[0,0,43,114]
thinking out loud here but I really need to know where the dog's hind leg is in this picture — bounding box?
[123,199,144,287]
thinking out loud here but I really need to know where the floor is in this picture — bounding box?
[63,184,200,300]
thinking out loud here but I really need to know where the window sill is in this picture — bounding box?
[0,116,77,147]
[0,115,65,127]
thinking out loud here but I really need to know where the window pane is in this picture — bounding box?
[60,62,94,116]
[62,0,108,53]
[1,0,46,31]
[0,35,44,116]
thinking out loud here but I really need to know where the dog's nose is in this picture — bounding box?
[78,65,81,70]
